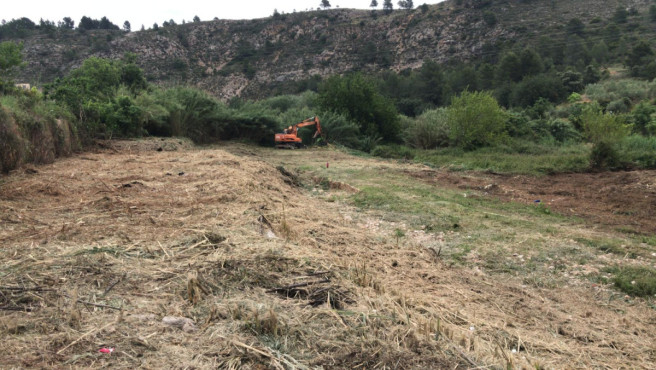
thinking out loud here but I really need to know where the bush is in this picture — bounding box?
[590,141,621,169]
[318,73,400,142]
[317,111,360,148]
[547,118,581,143]
[371,144,415,159]
[617,135,656,168]
[631,101,656,135]
[510,73,567,107]
[447,91,507,149]
[580,103,631,169]
[580,104,631,145]
[584,79,656,104]
[404,108,450,149]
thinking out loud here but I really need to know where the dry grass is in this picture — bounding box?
[1,138,655,369]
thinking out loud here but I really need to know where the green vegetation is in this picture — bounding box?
[2,2,656,175]
[605,266,656,297]
[446,91,506,149]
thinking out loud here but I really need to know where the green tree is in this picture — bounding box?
[496,51,522,82]
[632,101,656,135]
[590,41,609,64]
[519,48,543,77]
[0,41,23,78]
[613,6,628,23]
[447,90,506,149]
[123,21,131,32]
[626,40,654,78]
[418,59,446,106]
[370,0,378,8]
[566,18,585,36]
[398,0,414,10]
[482,11,497,26]
[318,73,400,142]
[580,103,631,169]
[193,15,201,22]
[510,73,567,107]
[383,0,394,14]
[320,0,331,9]
[79,16,98,30]
[650,5,656,22]
[59,17,74,29]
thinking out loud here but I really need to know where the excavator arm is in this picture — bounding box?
[275,116,323,149]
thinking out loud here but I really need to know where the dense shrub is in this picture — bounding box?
[371,144,415,159]
[510,73,567,107]
[547,118,581,143]
[318,73,399,142]
[447,91,507,149]
[580,103,631,169]
[584,79,656,103]
[403,108,450,149]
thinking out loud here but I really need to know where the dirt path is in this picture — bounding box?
[1,140,655,369]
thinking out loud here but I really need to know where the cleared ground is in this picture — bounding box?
[1,139,655,369]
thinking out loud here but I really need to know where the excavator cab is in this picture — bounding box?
[275,116,324,149]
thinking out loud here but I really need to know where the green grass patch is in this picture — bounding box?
[575,237,631,257]
[413,144,590,175]
[605,266,656,297]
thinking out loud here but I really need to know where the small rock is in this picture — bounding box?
[162,316,197,333]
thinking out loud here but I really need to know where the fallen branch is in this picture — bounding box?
[266,279,330,293]
[101,274,125,297]
[76,300,122,311]
[0,286,56,292]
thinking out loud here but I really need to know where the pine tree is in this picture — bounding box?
[383,0,393,14]
[398,0,413,10]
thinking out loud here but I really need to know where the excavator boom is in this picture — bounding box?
[275,116,323,149]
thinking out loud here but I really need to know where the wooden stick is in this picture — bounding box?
[77,300,122,311]
[266,279,330,293]
[101,275,124,297]
[0,286,55,292]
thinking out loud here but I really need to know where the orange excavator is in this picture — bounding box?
[275,116,324,149]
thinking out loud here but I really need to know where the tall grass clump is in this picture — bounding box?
[0,90,77,172]
[0,105,26,173]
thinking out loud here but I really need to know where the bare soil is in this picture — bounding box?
[1,139,655,369]
[407,169,656,235]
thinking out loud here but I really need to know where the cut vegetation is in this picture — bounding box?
[1,139,655,368]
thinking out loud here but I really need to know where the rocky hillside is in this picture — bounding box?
[9,0,655,99]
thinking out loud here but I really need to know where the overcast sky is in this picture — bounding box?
[2,1,445,29]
